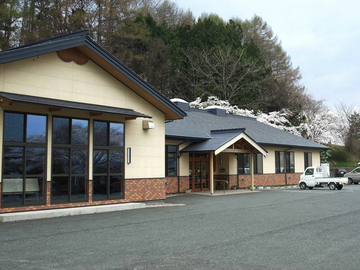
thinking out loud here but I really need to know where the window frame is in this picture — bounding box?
[93,120,125,201]
[165,145,178,177]
[51,116,89,204]
[253,153,263,174]
[237,153,263,175]
[304,152,312,169]
[237,153,251,175]
[2,111,48,208]
[275,151,295,174]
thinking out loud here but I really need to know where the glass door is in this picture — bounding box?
[189,153,210,191]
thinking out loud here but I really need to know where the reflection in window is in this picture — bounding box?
[4,112,24,142]
[53,117,70,144]
[52,148,70,174]
[237,153,263,174]
[2,112,47,207]
[93,121,124,200]
[165,145,177,177]
[110,151,123,173]
[71,149,87,174]
[94,121,108,146]
[275,151,295,173]
[4,147,24,175]
[72,119,88,145]
[27,115,46,143]
[26,148,45,175]
[304,152,312,169]
[238,154,250,175]
[94,150,107,173]
[71,176,86,199]
[51,117,89,203]
[110,123,124,146]
[253,153,263,174]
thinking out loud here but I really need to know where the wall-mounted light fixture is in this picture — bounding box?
[143,120,155,130]
[220,155,223,165]
[127,147,131,164]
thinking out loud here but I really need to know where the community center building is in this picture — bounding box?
[0,30,327,214]
[164,99,328,194]
[0,29,186,213]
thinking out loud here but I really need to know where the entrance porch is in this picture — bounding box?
[183,129,268,194]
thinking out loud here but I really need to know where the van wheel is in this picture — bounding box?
[329,183,336,190]
[337,184,343,190]
[299,182,307,190]
[348,179,353,185]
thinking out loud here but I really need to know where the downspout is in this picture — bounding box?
[284,147,293,186]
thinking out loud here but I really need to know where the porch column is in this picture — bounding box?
[210,152,214,194]
[250,151,254,191]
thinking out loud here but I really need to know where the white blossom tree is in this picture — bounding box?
[189,96,343,144]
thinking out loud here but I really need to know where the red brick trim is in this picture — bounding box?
[237,173,301,188]
[0,178,166,213]
[164,176,190,193]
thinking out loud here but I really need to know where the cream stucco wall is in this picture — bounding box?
[213,153,237,175]
[263,147,322,174]
[0,52,166,180]
[263,147,276,174]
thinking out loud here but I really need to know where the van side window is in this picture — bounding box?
[305,168,314,175]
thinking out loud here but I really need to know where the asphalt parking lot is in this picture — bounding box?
[1,185,360,270]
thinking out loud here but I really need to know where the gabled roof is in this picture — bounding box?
[0,29,186,120]
[166,107,329,150]
[181,128,268,155]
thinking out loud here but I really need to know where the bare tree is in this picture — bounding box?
[140,0,194,28]
[333,102,357,145]
[180,45,263,104]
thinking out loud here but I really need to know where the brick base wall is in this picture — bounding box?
[0,178,166,214]
[165,173,301,192]
[237,173,301,189]
[165,177,178,194]
[165,176,189,194]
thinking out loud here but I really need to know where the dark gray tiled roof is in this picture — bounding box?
[166,109,328,150]
[181,129,244,152]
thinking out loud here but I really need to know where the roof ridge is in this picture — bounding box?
[2,29,90,52]
[211,128,246,133]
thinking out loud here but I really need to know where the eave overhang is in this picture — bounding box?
[0,92,151,119]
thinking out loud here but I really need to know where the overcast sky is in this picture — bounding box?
[175,0,360,109]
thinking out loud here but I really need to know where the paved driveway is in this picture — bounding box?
[1,185,360,270]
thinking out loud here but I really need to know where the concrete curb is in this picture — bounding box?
[146,203,186,208]
[0,203,147,223]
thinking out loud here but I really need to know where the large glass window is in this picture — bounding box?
[51,117,89,204]
[275,151,295,173]
[304,152,312,169]
[165,145,177,177]
[93,121,124,201]
[253,153,263,174]
[237,153,263,174]
[2,112,47,207]
[237,154,250,175]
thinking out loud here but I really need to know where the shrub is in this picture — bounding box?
[330,147,349,163]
